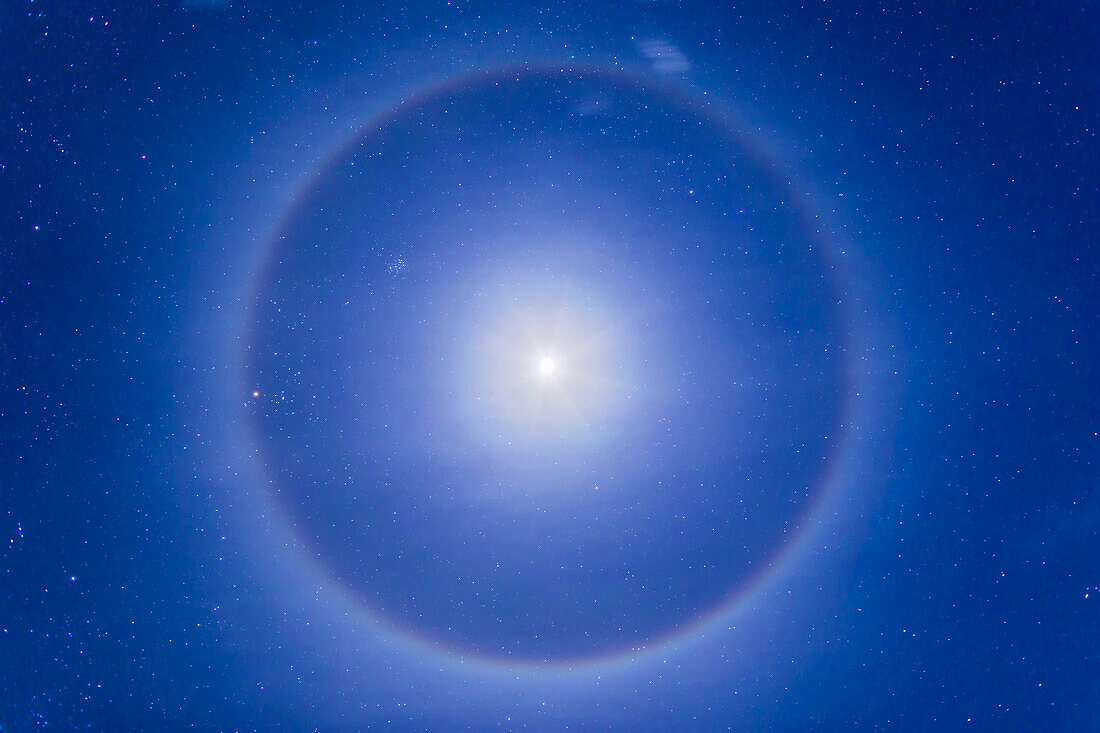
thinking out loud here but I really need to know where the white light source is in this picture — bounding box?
[448,253,636,456]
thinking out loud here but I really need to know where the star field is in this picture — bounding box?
[1,1,1097,730]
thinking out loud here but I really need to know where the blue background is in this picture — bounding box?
[2,1,1096,729]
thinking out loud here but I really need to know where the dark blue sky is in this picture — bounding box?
[2,1,1096,730]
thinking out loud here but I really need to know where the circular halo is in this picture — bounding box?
[224,63,880,672]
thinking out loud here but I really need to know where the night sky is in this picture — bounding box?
[2,1,1097,730]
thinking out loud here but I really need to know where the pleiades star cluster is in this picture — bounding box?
[2,1,1097,730]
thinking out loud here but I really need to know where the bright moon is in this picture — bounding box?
[539,357,556,375]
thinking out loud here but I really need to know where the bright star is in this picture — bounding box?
[538,356,556,376]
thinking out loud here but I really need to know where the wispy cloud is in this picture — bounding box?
[635,37,690,74]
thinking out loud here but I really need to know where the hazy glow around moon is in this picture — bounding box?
[446,252,638,459]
